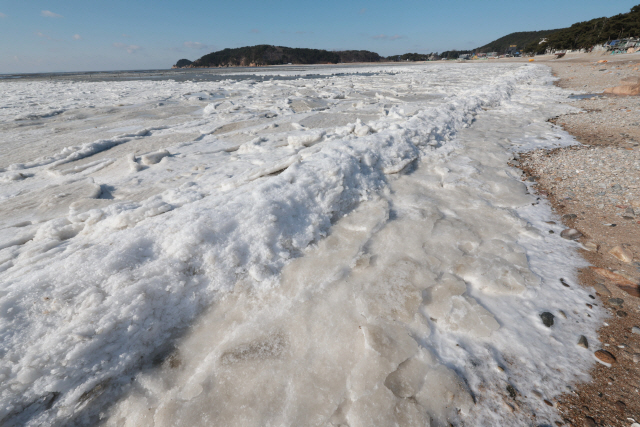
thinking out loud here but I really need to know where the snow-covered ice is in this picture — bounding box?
[0,63,602,426]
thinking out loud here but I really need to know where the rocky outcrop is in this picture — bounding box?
[174,45,384,69]
[172,59,193,69]
[604,77,640,96]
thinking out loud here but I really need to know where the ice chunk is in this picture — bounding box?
[286,130,325,148]
[140,149,169,165]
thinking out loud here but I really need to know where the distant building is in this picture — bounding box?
[487,52,498,58]
[458,54,470,60]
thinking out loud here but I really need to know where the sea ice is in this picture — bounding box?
[0,63,600,426]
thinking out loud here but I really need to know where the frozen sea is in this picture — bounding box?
[0,63,602,426]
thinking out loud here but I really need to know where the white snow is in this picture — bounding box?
[0,63,602,426]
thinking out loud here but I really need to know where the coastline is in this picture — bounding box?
[520,54,640,427]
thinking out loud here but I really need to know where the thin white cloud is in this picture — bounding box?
[41,10,63,18]
[372,34,405,41]
[73,34,81,40]
[113,42,142,54]
[0,12,7,18]
[183,41,212,50]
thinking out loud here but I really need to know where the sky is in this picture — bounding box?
[0,0,639,73]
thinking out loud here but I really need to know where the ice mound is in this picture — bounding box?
[0,63,599,426]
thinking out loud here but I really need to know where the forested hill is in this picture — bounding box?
[476,30,561,53]
[177,45,383,68]
[526,4,640,53]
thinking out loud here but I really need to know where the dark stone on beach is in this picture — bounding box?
[584,416,597,427]
[540,312,554,327]
[617,310,628,317]
[506,384,517,399]
[560,278,570,287]
[578,335,589,348]
[563,213,578,220]
[608,298,624,307]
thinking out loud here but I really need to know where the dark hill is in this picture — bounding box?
[173,59,193,68]
[476,30,561,53]
[526,4,640,53]
[179,45,384,68]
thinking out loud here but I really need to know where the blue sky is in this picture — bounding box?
[1,0,638,73]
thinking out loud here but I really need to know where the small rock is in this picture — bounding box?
[593,283,611,296]
[609,245,634,263]
[562,213,578,220]
[584,416,597,427]
[594,349,617,364]
[561,228,583,240]
[617,310,628,317]
[591,267,637,286]
[560,278,570,287]
[578,335,589,348]
[543,399,553,407]
[506,384,517,399]
[631,326,640,334]
[618,284,640,298]
[584,241,600,252]
[608,298,624,307]
[540,312,555,327]
[586,303,593,309]
[614,400,626,412]
[634,353,640,363]
[558,310,567,318]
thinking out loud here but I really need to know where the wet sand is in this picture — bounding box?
[520,52,640,427]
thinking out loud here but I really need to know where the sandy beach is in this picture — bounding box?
[518,52,640,427]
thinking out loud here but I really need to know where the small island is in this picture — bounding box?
[173,45,383,68]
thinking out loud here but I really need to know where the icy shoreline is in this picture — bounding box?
[0,63,602,426]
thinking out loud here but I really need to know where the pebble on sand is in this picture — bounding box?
[584,241,599,252]
[584,416,597,427]
[608,297,624,307]
[593,283,611,296]
[590,267,637,286]
[594,349,617,365]
[561,228,583,240]
[608,245,634,263]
